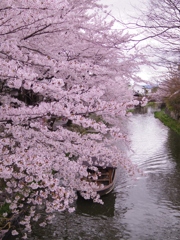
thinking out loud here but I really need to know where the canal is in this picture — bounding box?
[10,107,180,240]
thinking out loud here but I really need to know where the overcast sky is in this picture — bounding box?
[100,0,162,83]
[101,0,147,21]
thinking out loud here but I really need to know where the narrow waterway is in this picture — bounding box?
[10,107,180,240]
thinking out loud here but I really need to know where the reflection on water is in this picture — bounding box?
[128,107,177,175]
[10,107,180,240]
[76,193,116,217]
[167,130,180,164]
[117,107,180,240]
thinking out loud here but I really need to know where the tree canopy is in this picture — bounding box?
[135,0,180,67]
[0,0,143,236]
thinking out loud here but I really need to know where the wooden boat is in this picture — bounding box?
[80,157,116,196]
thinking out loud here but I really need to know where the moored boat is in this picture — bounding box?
[80,157,116,197]
[93,166,116,196]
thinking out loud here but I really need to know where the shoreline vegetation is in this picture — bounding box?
[154,109,180,135]
[129,98,180,135]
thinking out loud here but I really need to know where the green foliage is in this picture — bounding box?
[0,179,6,190]
[65,113,109,135]
[147,101,156,107]
[127,108,135,113]
[66,123,96,135]
[0,203,11,229]
[154,110,180,135]
[89,113,109,126]
[0,203,11,217]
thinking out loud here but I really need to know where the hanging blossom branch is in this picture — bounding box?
[0,0,143,237]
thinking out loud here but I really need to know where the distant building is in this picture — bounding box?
[132,83,158,95]
[133,83,145,95]
[143,84,158,94]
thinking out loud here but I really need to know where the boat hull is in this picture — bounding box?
[79,167,116,197]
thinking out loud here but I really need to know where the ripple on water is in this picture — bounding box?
[136,151,176,174]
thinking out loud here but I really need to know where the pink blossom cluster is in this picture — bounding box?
[0,0,143,235]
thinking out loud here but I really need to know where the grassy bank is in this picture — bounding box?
[154,110,180,135]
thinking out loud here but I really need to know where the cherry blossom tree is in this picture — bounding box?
[128,0,180,102]
[0,0,143,236]
[133,0,180,67]
[157,67,180,113]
